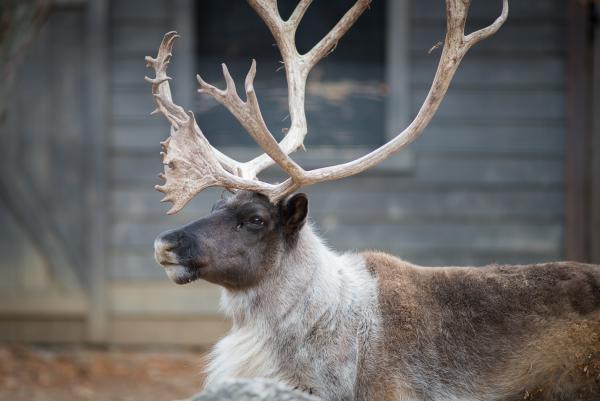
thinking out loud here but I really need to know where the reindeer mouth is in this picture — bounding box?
[164,264,203,285]
[154,237,206,285]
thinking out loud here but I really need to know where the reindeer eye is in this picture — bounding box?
[248,216,265,226]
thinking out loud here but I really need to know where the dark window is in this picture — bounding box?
[194,0,386,148]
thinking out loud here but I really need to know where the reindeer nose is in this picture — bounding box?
[154,233,179,267]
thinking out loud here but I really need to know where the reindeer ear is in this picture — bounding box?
[281,193,308,235]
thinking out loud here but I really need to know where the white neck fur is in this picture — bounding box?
[204,224,377,395]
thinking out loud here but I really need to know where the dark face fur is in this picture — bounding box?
[154,191,308,290]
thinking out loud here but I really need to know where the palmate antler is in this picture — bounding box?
[145,0,509,214]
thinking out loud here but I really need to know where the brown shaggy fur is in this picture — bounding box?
[363,252,600,401]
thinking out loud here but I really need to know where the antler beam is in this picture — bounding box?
[146,0,508,213]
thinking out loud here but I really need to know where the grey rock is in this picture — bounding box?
[189,378,323,401]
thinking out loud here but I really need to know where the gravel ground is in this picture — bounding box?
[0,345,206,401]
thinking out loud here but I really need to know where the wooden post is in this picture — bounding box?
[591,4,600,263]
[385,0,411,140]
[172,0,195,111]
[86,0,109,343]
[565,0,592,262]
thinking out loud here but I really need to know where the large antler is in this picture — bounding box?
[145,32,284,214]
[146,0,508,214]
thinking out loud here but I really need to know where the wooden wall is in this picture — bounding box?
[0,3,89,341]
[0,0,566,345]
[406,0,565,264]
[0,4,88,309]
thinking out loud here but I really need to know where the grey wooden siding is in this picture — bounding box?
[404,0,565,265]
[108,0,565,285]
[0,6,88,296]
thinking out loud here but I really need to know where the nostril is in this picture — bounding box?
[154,230,196,266]
[162,242,176,252]
[154,237,177,255]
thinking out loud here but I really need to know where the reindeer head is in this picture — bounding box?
[154,191,308,288]
[145,0,507,285]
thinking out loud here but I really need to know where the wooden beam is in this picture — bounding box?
[52,0,87,7]
[86,0,109,343]
[109,281,222,317]
[0,318,86,343]
[565,0,592,262]
[591,4,600,263]
[0,179,83,292]
[172,0,195,110]
[0,292,87,317]
[110,316,230,347]
[385,0,411,141]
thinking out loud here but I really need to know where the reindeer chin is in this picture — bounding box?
[164,264,202,285]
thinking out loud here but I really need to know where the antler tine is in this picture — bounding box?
[144,32,185,125]
[304,0,372,70]
[145,31,242,175]
[287,0,313,28]
[196,60,306,181]
[464,0,509,47]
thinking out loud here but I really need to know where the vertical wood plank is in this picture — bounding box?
[0,12,83,293]
[172,0,195,110]
[565,0,592,262]
[385,0,411,140]
[591,5,600,263]
[86,0,109,343]
[48,9,86,271]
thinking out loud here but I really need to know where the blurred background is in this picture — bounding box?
[0,0,598,399]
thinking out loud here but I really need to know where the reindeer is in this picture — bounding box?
[147,1,600,400]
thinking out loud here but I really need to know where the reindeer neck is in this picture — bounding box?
[208,225,380,394]
[220,224,355,329]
